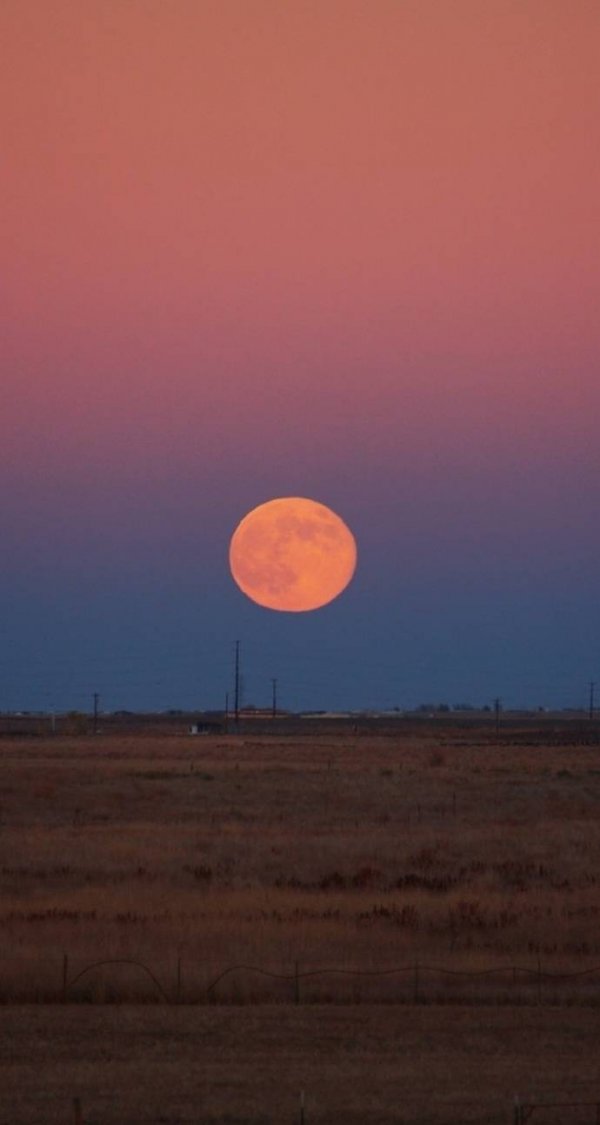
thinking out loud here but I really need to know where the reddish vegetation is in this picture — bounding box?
[1,722,600,1003]
[3,1005,600,1125]
[2,719,600,1122]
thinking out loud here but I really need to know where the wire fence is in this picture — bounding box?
[29,1092,600,1125]
[514,1098,600,1123]
[19,954,600,1006]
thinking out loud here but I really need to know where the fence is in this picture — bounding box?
[514,1098,600,1123]
[43,1093,600,1124]
[38,954,600,1006]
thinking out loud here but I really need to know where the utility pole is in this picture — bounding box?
[234,641,240,727]
[224,691,229,731]
[494,697,501,737]
[271,677,277,719]
[590,681,596,721]
[93,692,99,735]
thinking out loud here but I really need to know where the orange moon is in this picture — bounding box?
[229,497,357,612]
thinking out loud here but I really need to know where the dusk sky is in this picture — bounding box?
[2,1,599,714]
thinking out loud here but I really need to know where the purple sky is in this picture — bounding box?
[2,2,599,712]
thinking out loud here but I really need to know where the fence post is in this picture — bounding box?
[299,1090,305,1124]
[62,953,69,1003]
[73,1097,82,1125]
[513,1095,521,1124]
[413,957,420,1004]
[176,957,182,1004]
[294,961,300,1005]
[537,954,542,1005]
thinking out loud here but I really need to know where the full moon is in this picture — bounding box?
[229,497,357,612]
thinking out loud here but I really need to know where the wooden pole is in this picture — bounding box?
[234,641,240,727]
[294,961,300,1005]
[299,1090,305,1125]
[413,957,419,1004]
[176,957,182,1004]
[62,953,69,1003]
[73,1097,82,1125]
[494,697,501,737]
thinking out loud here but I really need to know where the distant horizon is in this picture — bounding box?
[1,684,595,718]
[2,704,594,716]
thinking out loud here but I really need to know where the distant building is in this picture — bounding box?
[188,721,214,735]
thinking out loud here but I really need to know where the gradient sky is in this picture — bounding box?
[2,0,599,713]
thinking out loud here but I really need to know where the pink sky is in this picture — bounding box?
[1,1,599,709]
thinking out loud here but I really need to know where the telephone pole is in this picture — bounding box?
[93,692,99,735]
[234,641,240,726]
[494,697,501,737]
[590,681,596,721]
[271,677,277,719]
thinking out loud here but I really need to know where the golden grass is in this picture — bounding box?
[1,726,600,1003]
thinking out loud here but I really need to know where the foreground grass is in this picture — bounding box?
[2,726,600,1002]
[3,723,600,1122]
[1,1004,600,1124]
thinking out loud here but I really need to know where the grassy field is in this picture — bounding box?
[1,718,600,1120]
[2,1004,600,1124]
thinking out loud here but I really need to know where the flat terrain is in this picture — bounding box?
[2,1004,600,1124]
[1,718,600,1121]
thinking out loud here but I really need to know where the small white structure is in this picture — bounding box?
[189,722,210,736]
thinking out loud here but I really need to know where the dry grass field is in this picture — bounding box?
[2,1004,600,1124]
[1,717,600,1121]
